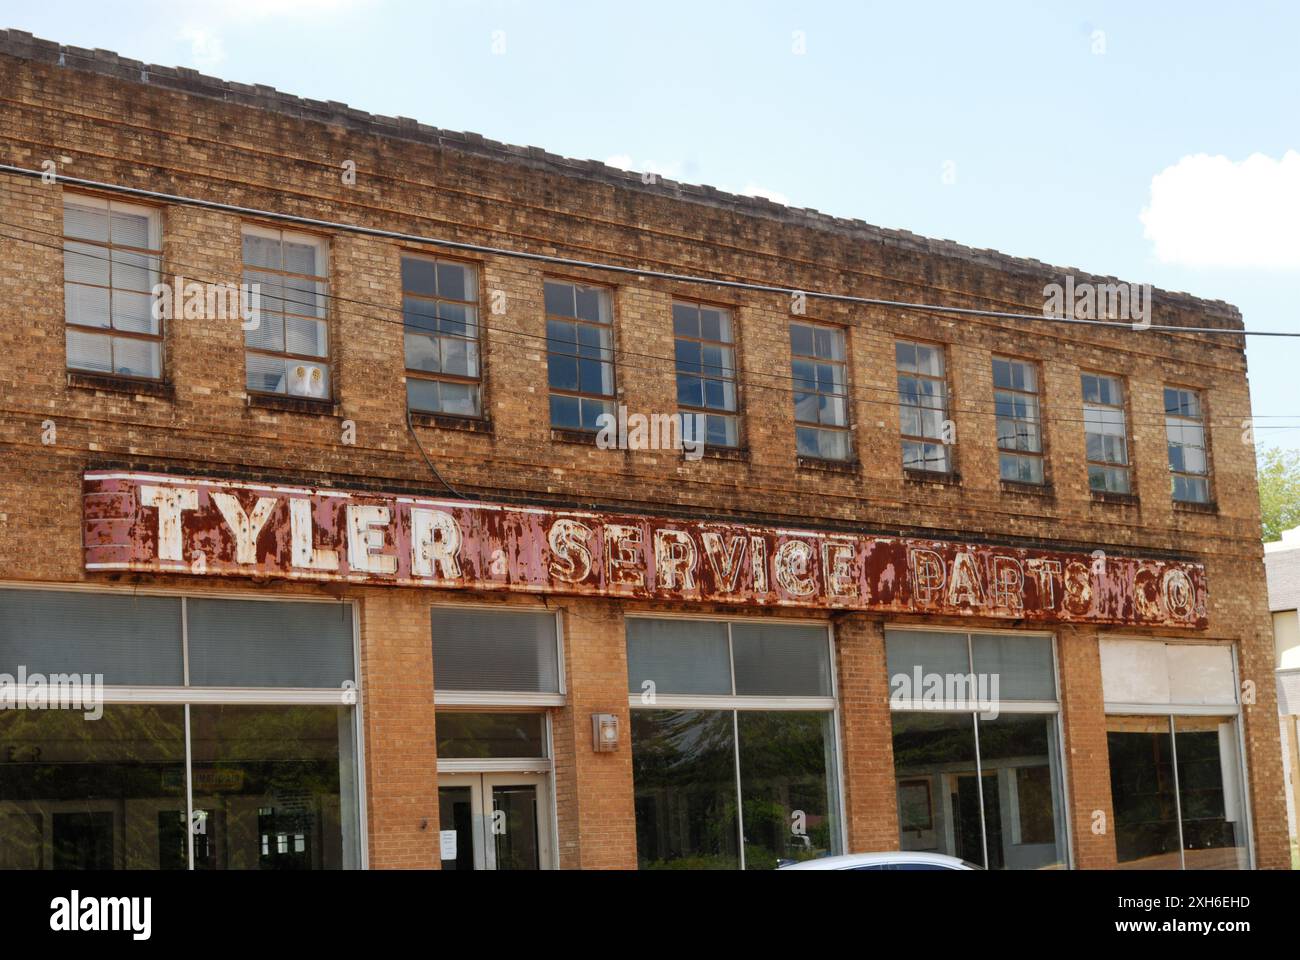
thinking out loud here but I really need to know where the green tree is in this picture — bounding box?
[1258,447,1300,542]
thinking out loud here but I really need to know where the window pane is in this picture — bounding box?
[626,618,731,696]
[1107,715,1181,868]
[65,283,111,328]
[886,630,971,685]
[0,706,186,869]
[737,711,839,868]
[0,589,183,687]
[1174,716,1248,869]
[186,599,355,688]
[892,712,983,866]
[970,633,1056,700]
[188,705,359,870]
[632,709,739,869]
[435,712,546,759]
[67,328,113,373]
[731,623,832,697]
[110,337,161,379]
[975,713,1066,869]
[431,609,559,693]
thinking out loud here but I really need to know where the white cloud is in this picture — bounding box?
[1140,151,1300,270]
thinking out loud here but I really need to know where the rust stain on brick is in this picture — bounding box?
[83,471,1209,628]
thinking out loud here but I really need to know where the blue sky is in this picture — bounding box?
[7,1,1299,447]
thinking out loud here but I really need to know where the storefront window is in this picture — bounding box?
[436,712,547,759]
[188,705,359,870]
[627,618,841,870]
[0,589,362,870]
[1107,715,1249,870]
[0,705,186,869]
[886,629,1068,870]
[1099,638,1249,870]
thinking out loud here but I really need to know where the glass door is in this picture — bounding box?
[437,773,551,870]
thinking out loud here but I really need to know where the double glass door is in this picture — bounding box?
[438,773,551,870]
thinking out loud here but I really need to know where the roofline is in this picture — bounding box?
[0,28,1243,325]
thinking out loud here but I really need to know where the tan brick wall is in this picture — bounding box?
[0,35,1289,869]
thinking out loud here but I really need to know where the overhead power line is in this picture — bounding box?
[0,163,1283,337]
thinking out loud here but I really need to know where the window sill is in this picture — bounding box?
[1090,490,1140,506]
[247,393,339,417]
[410,411,494,435]
[67,371,174,400]
[1173,499,1218,515]
[550,427,601,446]
[904,468,961,487]
[1000,480,1053,497]
[699,445,750,463]
[797,455,860,475]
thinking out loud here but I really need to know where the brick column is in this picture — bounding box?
[1056,626,1117,868]
[358,589,441,868]
[551,598,637,868]
[834,614,899,852]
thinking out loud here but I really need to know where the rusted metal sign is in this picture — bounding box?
[83,471,1208,628]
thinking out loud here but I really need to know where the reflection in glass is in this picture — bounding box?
[891,712,982,866]
[0,705,186,869]
[1107,715,1182,869]
[438,785,475,871]
[975,713,1067,869]
[1174,716,1248,869]
[492,785,541,870]
[737,711,838,869]
[632,710,739,869]
[188,705,359,869]
[436,712,546,759]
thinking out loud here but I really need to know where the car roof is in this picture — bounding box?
[778,852,975,870]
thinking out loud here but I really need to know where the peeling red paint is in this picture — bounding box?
[82,471,1209,628]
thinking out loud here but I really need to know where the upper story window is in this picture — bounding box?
[1082,372,1130,494]
[545,279,615,431]
[242,226,329,399]
[790,321,850,461]
[673,301,739,448]
[993,356,1044,484]
[63,195,162,379]
[1165,386,1210,503]
[402,256,481,417]
[896,340,951,473]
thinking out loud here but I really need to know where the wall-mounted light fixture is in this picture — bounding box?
[592,713,619,752]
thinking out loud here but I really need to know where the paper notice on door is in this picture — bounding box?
[440,830,458,860]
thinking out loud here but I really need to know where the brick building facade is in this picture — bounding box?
[0,30,1288,870]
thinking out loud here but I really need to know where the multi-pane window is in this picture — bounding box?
[896,340,951,473]
[62,195,162,379]
[1165,387,1210,503]
[402,256,481,417]
[242,226,330,398]
[673,302,739,448]
[1082,373,1130,493]
[993,357,1044,484]
[791,322,850,460]
[545,280,615,431]
[886,630,1068,870]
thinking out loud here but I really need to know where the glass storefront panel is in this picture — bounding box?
[975,713,1067,869]
[631,709,740,869]
[1107,715,1182,869]
[436,712,546,759]
[1173,716,1249,870]
[188,705,359,870]
[736,711,838,869]
[0,705,186,869]
[626,619,731,696]
[891,711,983,865]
